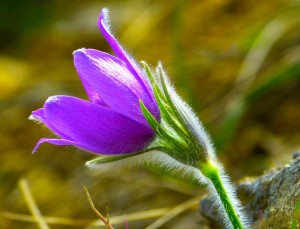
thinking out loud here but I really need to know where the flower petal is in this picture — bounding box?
[40,95,155,154]
[32,138,78,154]
[97,9,146,85]
[98,9,160,121]
[31,108,45,123]
[74,48,154,124]
[31,108,70,140]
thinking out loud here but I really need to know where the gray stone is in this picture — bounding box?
[200,156,300,228]
[293,150,300,159]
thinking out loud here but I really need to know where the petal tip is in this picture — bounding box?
[29,114,41,123]
[30,108,46,123]
[45,95,60,104]
[32,141,41,154]
[99,8,109,23]
[28,114,35,121]
[98,8,111,32]
[73,48,87,56]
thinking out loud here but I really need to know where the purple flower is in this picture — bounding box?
[31,9,160,155]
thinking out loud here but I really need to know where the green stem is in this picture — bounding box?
[201,161,244,229]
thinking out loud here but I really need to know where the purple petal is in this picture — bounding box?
[38,95,154,154]
[74,48,155,124]
[31,108,46,123]
[98,9,160,121]
[31,108,70,140]
[97,9,145,83]
[32,138,78,154]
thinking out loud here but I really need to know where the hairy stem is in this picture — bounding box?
[201,161,245,229]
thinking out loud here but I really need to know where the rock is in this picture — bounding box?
[200,155,300,228]
[293,150,300,159]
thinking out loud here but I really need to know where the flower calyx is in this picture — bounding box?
[139,61,211,167]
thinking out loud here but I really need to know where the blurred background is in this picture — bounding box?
[1,0,300,228]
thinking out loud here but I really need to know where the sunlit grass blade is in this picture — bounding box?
[145,196,199,229]
[2,208,171,227]
[18,178,50,229]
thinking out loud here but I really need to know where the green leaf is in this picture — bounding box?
[86,154,137,166]
[140,61,156,85]
[139,99,188,150]
[154,85,189,139]
[141,61,190,141]
[153,83,168,105]
[85,147,166,167]
[139,99,161,132]
[157,65,189,134]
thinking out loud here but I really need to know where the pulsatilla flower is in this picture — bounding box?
[31,9,160,154]
[32,8,249,229]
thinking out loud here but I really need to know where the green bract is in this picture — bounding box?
[139,62,209,166]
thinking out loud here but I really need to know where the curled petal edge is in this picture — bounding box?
[32,138,78,154]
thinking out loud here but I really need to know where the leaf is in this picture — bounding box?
[139,99,161,134]
[140,61,156,86]
[85,147,166,167]
[86,154,141,166]
[140,99,188,150]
